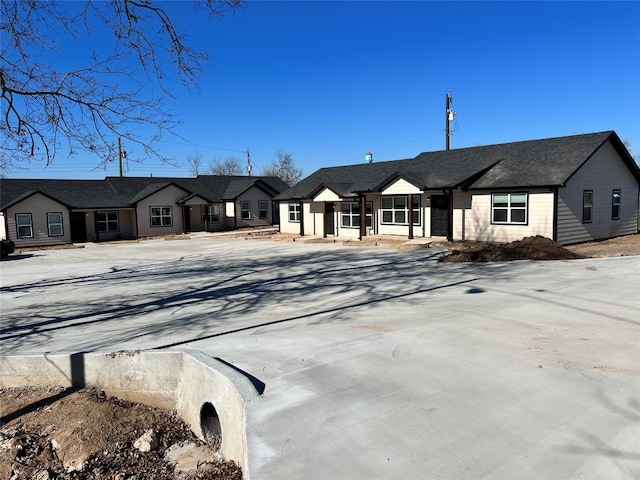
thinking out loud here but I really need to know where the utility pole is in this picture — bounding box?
[118,137,123,177]
[246,149,252,176]
[118,137,127,177]
[445,91,456,150]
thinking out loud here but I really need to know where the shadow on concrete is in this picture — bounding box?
[1,352,86,424]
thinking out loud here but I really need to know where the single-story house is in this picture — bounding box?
[0,175,289,248]
[275,131,640,245]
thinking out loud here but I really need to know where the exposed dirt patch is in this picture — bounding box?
[438,234,640,262]
[0,386,242,480]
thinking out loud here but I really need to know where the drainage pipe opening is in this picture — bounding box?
[200,402,222,445]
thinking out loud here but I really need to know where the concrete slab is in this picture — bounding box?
[1,236,639,479]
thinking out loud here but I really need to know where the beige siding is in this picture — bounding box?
[377,193,427,237]
[136,185,188,237]
[233,186,276,228]
[461,191,554,243]
[6,193,71,247]
[382,179,422,195]
[0,213,6,240]
[314,188,340,202]
[556,141,639,244]
[279,202,299,234]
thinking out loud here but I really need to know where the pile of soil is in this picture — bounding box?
[439,235,585,262]
[0,387,242,480]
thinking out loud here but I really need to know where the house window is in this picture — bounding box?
[240,201,251,220]
[97,211,119,232]
[201,204,220,223]
[380,196,420,225]
[612,189,621,220]
[16,213,33,238]
[47,212,64,236]
[259,200,268,219]
[492,193,528,224]
[341,202,373,228]
[150,206,172,227]
[583,190,593,223]
[288,202,301,222]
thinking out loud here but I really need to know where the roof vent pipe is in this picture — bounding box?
[365,152,373,163]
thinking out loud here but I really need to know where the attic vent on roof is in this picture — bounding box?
[365,152,373,163]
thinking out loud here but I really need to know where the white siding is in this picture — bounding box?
[556,141,639,244]
[461,191,554,243]
[136,185,188,237]
[6,193,72,247]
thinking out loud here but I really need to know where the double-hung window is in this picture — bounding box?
[582,191,593,223]
[16,213,33,238]
[201,204,220,223]
[288,202,301,222]
[492,193,527,224]
[150,206,172,227]
[341,202,373,228]
[97,211,119,232]
[612,189,621,220]
[259,200,268,219]
[380,196,420,225]
[240,201,251,220]
[47,212,64,236]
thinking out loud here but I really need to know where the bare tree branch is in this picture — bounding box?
[0,0,244,172]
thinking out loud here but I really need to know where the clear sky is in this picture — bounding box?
[6,0,640,179]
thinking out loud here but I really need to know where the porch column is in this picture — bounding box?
[447,189,454,242]
[299,201,305,236]
[323,202,327,238]
[408,194,414,240]
[359,195,366,240]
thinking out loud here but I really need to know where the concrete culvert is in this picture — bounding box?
[200,402,222,445]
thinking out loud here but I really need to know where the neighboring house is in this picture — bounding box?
[0,175,289,248]
[275,131,640,245]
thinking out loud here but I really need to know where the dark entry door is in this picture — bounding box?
[430,195,449,237]
[70,212,87,242]
[325,203,335,236]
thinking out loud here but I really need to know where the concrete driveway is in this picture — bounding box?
[1,236,639,479]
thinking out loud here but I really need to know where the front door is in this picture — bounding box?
[430,195,449,237]
[324,203,335,237]
[70,212,87,242]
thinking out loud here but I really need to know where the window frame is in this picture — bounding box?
[340,201,373,228]
[240,201,251,220]
[201,204,220,223]
[582,190,593,224]
[47,212,64,237]
[97,211,119,232]
[380,195,420,226]
[491,192,528,225]
[16,213,33,238]
[258,200,268,219]
[288,202,301,223]
[611,189,621,220]
[150,206,173,227]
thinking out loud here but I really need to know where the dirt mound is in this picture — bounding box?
[0,386,242,480]
[439,235,585,263]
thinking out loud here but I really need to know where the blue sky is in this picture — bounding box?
[7,0,640,179]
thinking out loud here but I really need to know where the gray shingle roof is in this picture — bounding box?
[1,175,289,211]
[276,131,639,200]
